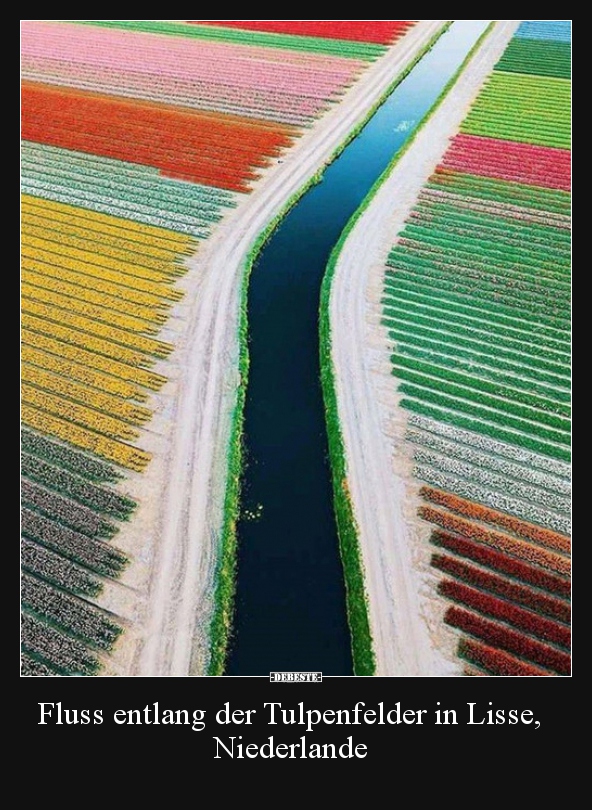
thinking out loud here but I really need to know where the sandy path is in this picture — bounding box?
[329,21,521,676]
[100,20,448,676]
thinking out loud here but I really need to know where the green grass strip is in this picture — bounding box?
[75,20,385,60]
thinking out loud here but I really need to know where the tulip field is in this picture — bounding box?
[21,20,422,675]
[382,20,571,674]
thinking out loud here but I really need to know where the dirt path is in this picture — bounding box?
[329,21,521,676]
[98,21,448,676]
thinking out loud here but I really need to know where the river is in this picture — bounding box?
[226,21,491,676]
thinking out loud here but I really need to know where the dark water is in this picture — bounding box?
[226,21,491,675]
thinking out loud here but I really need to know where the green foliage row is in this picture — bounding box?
[79,20,386,60]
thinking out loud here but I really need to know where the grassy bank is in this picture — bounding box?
[319,20,496,675]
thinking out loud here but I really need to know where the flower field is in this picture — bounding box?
[381,20,571,675]
[21,20,421,674]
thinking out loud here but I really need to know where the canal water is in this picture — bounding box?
[226,21,491,675]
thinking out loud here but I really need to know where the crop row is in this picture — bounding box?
[22,298,173,359]
[22,384,139,444]
[407,412,571,480]
[21,428,120,482]
[461,73,570,150]
[190,21,414,45]
[515,21,571,43]
[438,579,570,650]
[22,281,162,337]
[431,552,569,623]
[414,463,570,536]
[445,606,570,675]
[410,204,571,256]
[420,487,570,553]
[416,189,571,231]
[23,83,297,192]
[495,38,571,79]
[24,142,236,207]
[23,327,164,395]
[24,255,181,305]
[22,506,128,577]
[23,236,184,285]
[458,637,549,676]
[22,364,151,428]
[22,537,102,598]
[420,505,570,577]
[401,399,570,463]
[426,173,571,216]
[72,20,388,60]
[23,142,238,213]
[391,351,568,416]
[21,651,56,676]
[22,478,116,539]
[24,274,165,338]
[385,262,569,322]
[407,427,570,496]
[23,172,219,238]
[392,341,568,405]
[23,159,227,226]
[402,399,570,463]
[22,403,150,470]
[22,573,122,651]
[21,612,100,676]
[21,344,146,401]
[440,134,570,190]
[384,262,568,343]
[431,529,570,599]
[21,451,134,519]
[385,313,567,387]
[22,193,199,253]
[23,255,175,313]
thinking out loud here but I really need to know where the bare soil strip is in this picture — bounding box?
[329,21,521,676]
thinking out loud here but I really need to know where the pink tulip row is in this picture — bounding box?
[22,22,363,94]
[22,64,337,125]
[440,134,571,191]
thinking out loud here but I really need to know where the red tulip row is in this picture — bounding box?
[22,82,297,192]
[188,21,415,45]
[458,637,550,676]
[431,529,570,598]
[420,486,570,554]
[439,579,570,650]
[445,606,571,675]
[438,134,571,191]
[432,552,570,623]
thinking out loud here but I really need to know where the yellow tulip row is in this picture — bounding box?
[22,344,144,402]
[23,220,189,273]
[23,314,146,367]
[23,269,167,326]
[20,197,197,475]
[22,364,152,426]
[23,257,182,303]
[22,299,172,359]
[22,384,139,443]
[22,195,195,255]
[22,281,162,337]
[22,237,178,285]
[21,404,151,472]
[22,327,165,390]
[24,262,171,309]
